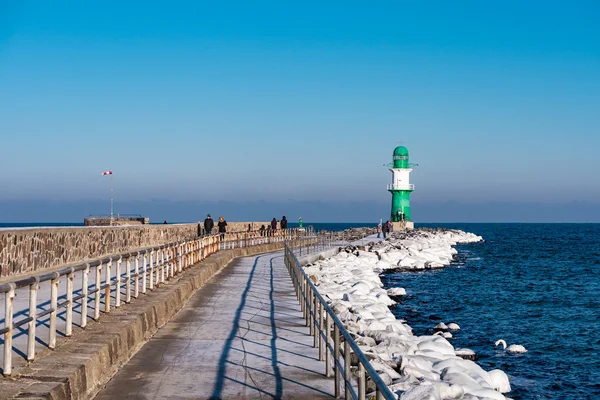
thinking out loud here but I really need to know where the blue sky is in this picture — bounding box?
[1,1,599,221]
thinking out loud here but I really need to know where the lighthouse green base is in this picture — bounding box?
[389,190,412,222]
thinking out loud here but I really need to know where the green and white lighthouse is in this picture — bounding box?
[386,146,416,229]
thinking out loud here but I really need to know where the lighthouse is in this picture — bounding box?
[386,146,416,230]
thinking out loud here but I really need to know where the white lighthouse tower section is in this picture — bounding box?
[389,168,414,191]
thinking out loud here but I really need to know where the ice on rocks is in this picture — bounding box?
[434,322,449,331]
[447,322,461,331]
[387,287,407,296]
[303,228,508,399]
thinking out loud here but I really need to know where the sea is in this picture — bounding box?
[383,223,600,400]
[1,222,598,399]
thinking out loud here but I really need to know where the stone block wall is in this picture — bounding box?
[0,222,268,279]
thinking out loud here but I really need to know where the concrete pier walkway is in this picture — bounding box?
[95,251,334,400]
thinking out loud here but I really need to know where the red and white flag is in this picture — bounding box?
[101,171,113,176]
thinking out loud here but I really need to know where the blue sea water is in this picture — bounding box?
[381,223,600,400]
[0,222,84,228]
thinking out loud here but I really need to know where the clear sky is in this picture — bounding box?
[1,1,599,220]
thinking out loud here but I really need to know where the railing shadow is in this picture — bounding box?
[209,255,265,399]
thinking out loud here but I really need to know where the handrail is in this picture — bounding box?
[0,228,314,376]
[284,243,396,400]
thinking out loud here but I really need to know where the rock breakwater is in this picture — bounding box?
[304,228,513,400]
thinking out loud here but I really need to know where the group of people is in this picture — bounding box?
[376,219,393,239]
[197,215,292,238]
[198,214,228,238]
[258,216,288,236]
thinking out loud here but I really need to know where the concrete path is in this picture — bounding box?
[95,251,334,400]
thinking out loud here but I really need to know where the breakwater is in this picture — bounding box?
[0,222,268,278]
[303,228,518,399]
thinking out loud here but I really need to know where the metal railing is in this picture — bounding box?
[0,228,313,376]
[284,244,396,400]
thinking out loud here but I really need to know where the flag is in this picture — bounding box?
[101,171,113,176]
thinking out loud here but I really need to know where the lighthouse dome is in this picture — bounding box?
[393,146,409,168]
[393,146,409,157]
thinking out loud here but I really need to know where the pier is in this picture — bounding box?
[95,251,334,399]
[0,226,393,400]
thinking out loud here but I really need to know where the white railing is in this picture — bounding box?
[386,183,414,191]
[0,228,313,376]
[284,244,396,400]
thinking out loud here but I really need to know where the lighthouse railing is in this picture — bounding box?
[386,183,414,191]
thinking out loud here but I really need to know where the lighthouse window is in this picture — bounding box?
[393,155,408,160]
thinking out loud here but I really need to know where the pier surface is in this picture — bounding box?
[95,251,335,399]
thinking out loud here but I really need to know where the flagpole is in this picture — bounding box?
[110,174,114,225]
[102,171,114,226]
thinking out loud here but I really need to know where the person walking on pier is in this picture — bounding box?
[204,214,214,236]
[383,220,391,239]
[218,216,228,240]
[271,217,278,235]
[377,219,382,238]
[280,216,288,237]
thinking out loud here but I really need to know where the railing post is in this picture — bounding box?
[161,248,166,282]
[28,279,38,361]
[134,254,140,298]
[178,244,182,273]
[170,246,175,277]
[142,253,147,294]
[163,248,168,278]
[115,258,121,308]
[325,313,332,378]
[186,242,189,265]
[358,362,366,400]
[104,260,111,313]
[304,281,309,324]
[334,325,341,397]
[313,292,319,349]
[94,264,101,320]
[344,340,351,399]
[3,284,15,375]
[308,286,313,331]
[81,265,89,327]
[125,256,131,303]
[149,250,154,290]
[49,274,59,348]
[157,249,162,282]
[66,268,74,335]
[167,247,170,278]
[168,246,172,277]
[319,301,327,361]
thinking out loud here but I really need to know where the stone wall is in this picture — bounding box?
[0,222,268,279]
